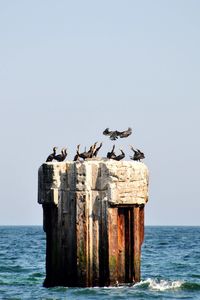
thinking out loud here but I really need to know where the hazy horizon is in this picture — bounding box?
[0,1,200,226]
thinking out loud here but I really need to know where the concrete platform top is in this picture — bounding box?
[38,159,149,206]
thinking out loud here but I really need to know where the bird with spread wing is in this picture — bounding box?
[103,127,132,140]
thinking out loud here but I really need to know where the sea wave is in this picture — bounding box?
[182,282,200,291]
[136,278,183,291]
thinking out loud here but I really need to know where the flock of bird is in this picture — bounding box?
[45,127,145,163]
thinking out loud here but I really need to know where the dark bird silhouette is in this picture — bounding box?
[130,146,145,161]
[73,144,80,161]
[90,142,98,158]
[118,127,132,138]
[62,148,67,160]
[103,127,132,140]
[103,128,119,140]
[93,142,102,157]
[103,128,110,135]
[107,145,116,159]
[113,149,125,161]
[46,147,58,162]
[54,148,67,162]
[78,144,95,160]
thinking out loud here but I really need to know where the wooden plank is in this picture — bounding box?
[133,205,141,282]
[130,208,134,282]
[92,193,100,286]
[76,192,89,286]
[99,197,109,286]
[43,203,59,287]
[117,208,125,283]
[139,205,144,246]
[124,208,132,282]
[61,191,77,286]
[88,192,93,287]
[107,207,118,285]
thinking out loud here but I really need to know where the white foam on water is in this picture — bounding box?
[136,278,183,291]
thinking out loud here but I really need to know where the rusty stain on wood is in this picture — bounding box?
[38,161,149,287]
[117,208,125,282]
[140,205,145,246]
[43,202,145,287]
[133,206,141,282]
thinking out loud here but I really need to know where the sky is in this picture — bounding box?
[0,1,200,225]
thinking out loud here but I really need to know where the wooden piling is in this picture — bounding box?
[38,160,149,287]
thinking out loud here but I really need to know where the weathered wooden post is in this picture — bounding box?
[38,159,149,287]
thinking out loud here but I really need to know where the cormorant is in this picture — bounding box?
[78,144,95,160]
[103,127,132,140]
[130,146,145,161]
[73,144,80,161]
[93,142,102,157]
[103,128,119,140]
[113,149,125,161]
[46,147,58,162]
[107,145,116,159]
[90,142,98,158]
[54,148,67,162]
[62,148,67,160]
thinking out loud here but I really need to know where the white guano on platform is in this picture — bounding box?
[38,159,149,206]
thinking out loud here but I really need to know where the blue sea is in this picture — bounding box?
[0,226,200,299]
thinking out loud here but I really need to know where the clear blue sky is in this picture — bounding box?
[0,1,200,225]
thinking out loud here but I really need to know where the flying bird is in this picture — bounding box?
[118,127,132,138]
[103,128,118,140]
[46,147,58,162]
[103,127,132,140]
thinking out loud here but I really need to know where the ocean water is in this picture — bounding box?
[0,226,200,300]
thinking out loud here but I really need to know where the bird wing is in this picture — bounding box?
[119,127,132,138]
[130,145,136,152]
[136,149,144,156]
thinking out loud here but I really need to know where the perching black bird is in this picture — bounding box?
[113,149,125,161]
[103,127,132,140]
[90,142,98,158]
[73,144,80,161]
[78,144,95,160]
[62,148,67,160]
[46,146,58,162]
[130,146,145,161]
[93,142,103,157]
[54,148,67,162]
[107,145,116,159]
